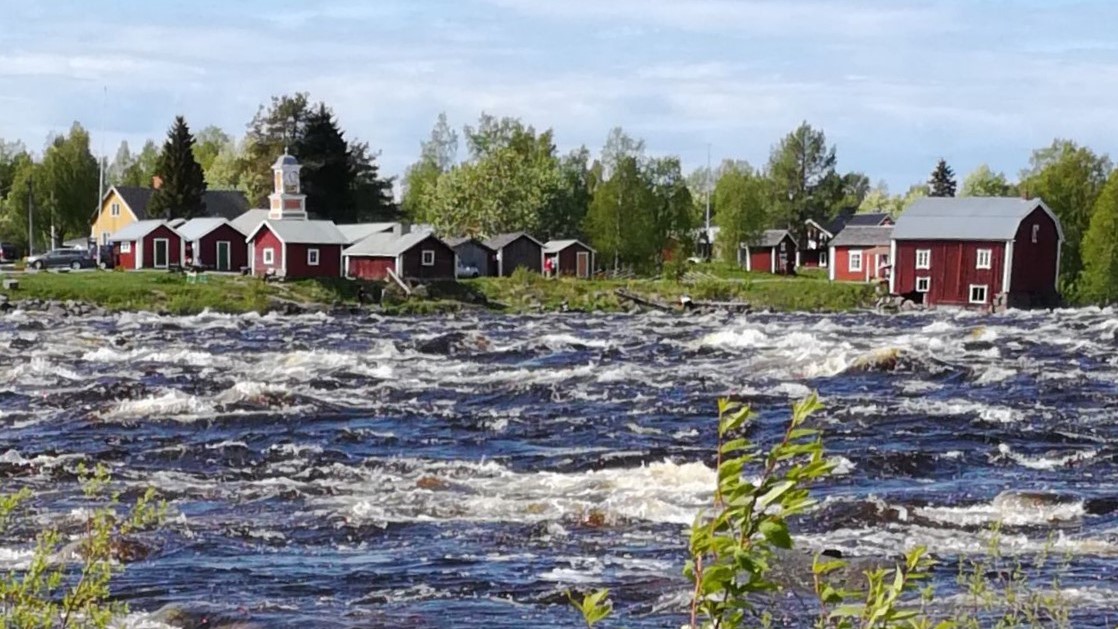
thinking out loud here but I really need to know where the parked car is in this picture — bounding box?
[0,242,20,264]
[456,261,480,278]
[26,248,95,270]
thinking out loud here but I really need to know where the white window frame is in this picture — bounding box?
[818,250,828,268]
[916,276,931,293]
[1032,224,1040,244]
[101,232,109,246]
[969,284,988,304]
[975,249,992,270]
[307,248,320,266]
[120,241,131,253]
[848,250,863,272]
[421,249,435,266]
[915,249,931,270]
[263,247,275,265]
[110,202,120,217]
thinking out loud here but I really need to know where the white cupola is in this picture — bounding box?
[268,151,308,221]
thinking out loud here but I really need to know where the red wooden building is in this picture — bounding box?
[828,226,893,283]
[178,218,248,272]
[343,232,456,281]
[543,240,595,278]
[801,211,893,269]
[890,197,1063,308]
[246,220,347,279]
[108,220,186,270]
[742,230,797,275]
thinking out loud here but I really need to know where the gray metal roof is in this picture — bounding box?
[544,239,595,254]
[254,220,348,245]
[109,220,178,242]
[830,226,894,247]
[893,197,1064,241]
[337,222,401,244]
[343,231,442,257]
[749,229,795,248]
[178,217,243,241]
[845,212,892,227]
[446,236,495,251]
[230,209,270,238]
[484,232,542,250]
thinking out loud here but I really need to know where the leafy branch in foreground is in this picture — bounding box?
[0,464,165,628]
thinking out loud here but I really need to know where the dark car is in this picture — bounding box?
[26,248,95,270]
[0,242,19,264]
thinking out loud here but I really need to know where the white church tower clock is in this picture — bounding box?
[268,152,308,221]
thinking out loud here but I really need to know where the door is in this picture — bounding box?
[153,238,169,268]
[216,241,231,271]
[576,251,590,278]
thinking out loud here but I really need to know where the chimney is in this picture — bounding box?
[152,175,163,190]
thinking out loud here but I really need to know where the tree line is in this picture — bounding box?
[0,93,396,251]
[1,106,1115,303]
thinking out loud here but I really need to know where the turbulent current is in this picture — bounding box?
[2,307,1118,627]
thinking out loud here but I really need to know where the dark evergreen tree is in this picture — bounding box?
[296,104,354,223]
[148,116,207,218]
[928,158,957,197]
[349,140,398,221]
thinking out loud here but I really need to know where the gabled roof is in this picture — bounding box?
[230,209,270,237]
[343,231,444,257]
[111,187,155,219]
[845,212,892,227]
[109,220,180,242]
[484,232,543,250]
[893,197,1064,241]
[831,226,894,248]
[248,220,348,245]
[544,239,596,254]
[178,217,243,241]
[446,236,495,251]
[101,186,249,221]
[337,222,402,244]
[748,229,796,249]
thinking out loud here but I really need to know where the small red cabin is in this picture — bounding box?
[742,230,797,275]
[246,220,346,279]
[343,232,457,281]
[543,239,595,278]
[828,226,894,283]
[178,218,248,272]
[108,220,185,270]
[890,197,1063,308]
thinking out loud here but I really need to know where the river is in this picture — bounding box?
[1,307,1117,627]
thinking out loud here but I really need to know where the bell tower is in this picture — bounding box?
[268,152,308,221]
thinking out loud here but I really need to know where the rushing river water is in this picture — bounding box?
[1,307,1118,627]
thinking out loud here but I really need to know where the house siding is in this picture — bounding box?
[746,236,797,275]
[251,228,283,276]
[748,248,772,273]
[139,225,182,268]
[286,243,342,279]
[115,242,137,270]
[348,256,397,280]
[894,240,1006,306]
[91,190,137,246]
[400,236,456,279]
[551,243,594,277]
[453,241,496,276]
[833,246,891,282]
[1008,207,1060,307]
[497,236,542,276]
[194,224,248,271]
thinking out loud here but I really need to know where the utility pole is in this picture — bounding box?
[27,172,33,256]
[95,85,107,263]
[705,143,712,259]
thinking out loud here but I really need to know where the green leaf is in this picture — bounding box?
[757,480,795,510]
[758,519,793,549]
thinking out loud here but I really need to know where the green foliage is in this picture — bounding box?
[120,140,160,188]
[1075,169,1118,304]
[569,589,612,628]
[148,116,208,219]
[713,163,769,264]
[928,159,957,197]
[960,164,1016,198]
[0,464,165,628]
[1019,139,1112,293]
[766,122,842,233]
[191,126,231,174]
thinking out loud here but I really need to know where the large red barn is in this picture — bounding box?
[890,197,1064,308]
[108,220,186,270]
[343,232,456,281]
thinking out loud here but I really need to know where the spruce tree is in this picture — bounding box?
[148,116,207,218]
[296,104,354,223]
[928,158,957,197]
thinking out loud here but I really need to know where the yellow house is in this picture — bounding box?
[91,186,251,246]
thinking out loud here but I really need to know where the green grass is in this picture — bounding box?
[0,268,876,315]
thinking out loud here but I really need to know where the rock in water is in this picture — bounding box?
[848,347,903,372]
[415,332,490,355]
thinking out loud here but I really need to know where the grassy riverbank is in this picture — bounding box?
[0,268,877,315]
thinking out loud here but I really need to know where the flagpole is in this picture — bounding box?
[95,85,107,263]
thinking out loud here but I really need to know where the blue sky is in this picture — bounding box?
[2,0,1117,193]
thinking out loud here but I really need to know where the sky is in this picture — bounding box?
[2,0,1118,194]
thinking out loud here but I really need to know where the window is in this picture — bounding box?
[101,232,109,245]
[120,241,131,253]
[976,249,992,270]
[848,250,863,272]
[916,277,931,293]
[969,284,988,304]
[421,249,435,266]
[110,202,120,217]
[1032,224,1040,244]
[307,248,320,266]
[819,250,828,268]
[263,247,275,265]
[915,249,931,269]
